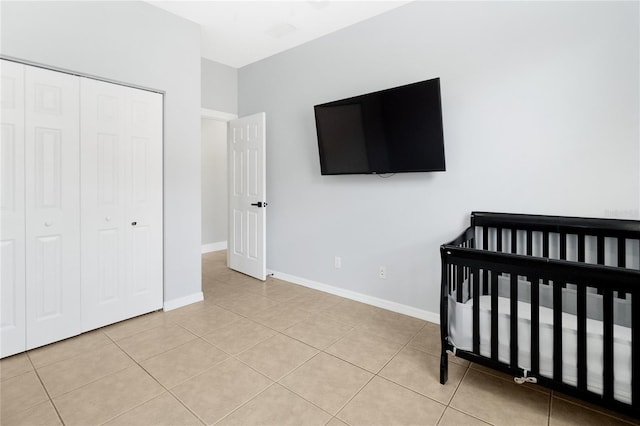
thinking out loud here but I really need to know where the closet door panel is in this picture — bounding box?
[1,60,26,357]
[124,88,163,317]
[25,66,81,349]
[81,79,127,330]
[81,79,162,330]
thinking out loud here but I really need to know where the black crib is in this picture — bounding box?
[440,212,640,417]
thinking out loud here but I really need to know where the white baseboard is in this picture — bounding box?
[268,270,439,324]
[163,291,204,312]
[201,241,227,254]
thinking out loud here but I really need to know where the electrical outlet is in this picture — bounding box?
[334,256,342,269]
[379,266,386,279]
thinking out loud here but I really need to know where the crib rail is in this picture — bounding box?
[440,212,640,418]
[471,211,640,238]
[470,212,640,269]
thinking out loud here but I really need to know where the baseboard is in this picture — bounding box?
[201,241,227,253]
[163,291,204,312]
[268,270,439,324]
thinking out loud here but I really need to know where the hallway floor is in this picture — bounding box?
[1,250,637,425]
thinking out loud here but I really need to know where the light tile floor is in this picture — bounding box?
[1,250,638,425]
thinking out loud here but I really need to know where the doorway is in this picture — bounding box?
[201,109,236,253]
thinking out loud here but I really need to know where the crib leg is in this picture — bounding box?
[440,348,448,384]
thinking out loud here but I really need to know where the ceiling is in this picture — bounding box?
[147,1,411,68]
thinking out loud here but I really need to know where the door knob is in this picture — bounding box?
[44,221,53,227]
[131,221,137,226]
[105,216,111,222]
[250,202,268,208]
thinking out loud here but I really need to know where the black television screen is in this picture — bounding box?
[314,77,446,175]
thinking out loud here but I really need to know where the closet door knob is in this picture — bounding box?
[105,216,111,222]
[44,221,53,227]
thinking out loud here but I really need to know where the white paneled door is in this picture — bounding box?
[81,78,163,331]
[228,113,266,280]
[80,79,126,330]
[1,60,26,357]
[24,65,81,349]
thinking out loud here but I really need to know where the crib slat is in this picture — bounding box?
[496,227,503,252]
[603,289,614,400]
[456,265,463,303]
[578,234,585,263]
[490,272,499,362]
[465,269,478,302]
[511,229,517,254]
[483,228,489,294]
[560,232,567,260]
[543,232,549,258]
[483,226,488,251]
[618,237,626,267]
[541,234,550,285]
[553,281,563,382]
[526,230,533,256]
[510,274,518,369]
[472,268,480,354]
[597,235,605,265]
[531,278,540,375]
[577,285,587,392]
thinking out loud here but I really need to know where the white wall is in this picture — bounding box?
[1,1,203,305]
[238,1,640,317]
[201,118,228,248]
[202,58,238,114]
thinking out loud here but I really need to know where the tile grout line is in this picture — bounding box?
[435,364,480,426]
[439,406,494,426]
[29,336,132,389]
[440,354,471,409]
[164,388,208,426]
[105,331,208,426]
[438,367,480,421]
[199,336,310,424]
[209,332,356,424]
[550,390,638,425]
[367,320,455,413]
[25,351,66,426]
[328,372,377,425]
[243,327,371,420]
[101,309,168,342]
[272,350,359,421]
[210,381,279,425]
[316,321,429,424]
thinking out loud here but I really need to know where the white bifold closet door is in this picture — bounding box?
[1,60,27,355]
[1,60,163,358]
[25,66,82,349]
[80,78,163,331]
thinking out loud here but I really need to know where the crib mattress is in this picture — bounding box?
[448,294,632,403]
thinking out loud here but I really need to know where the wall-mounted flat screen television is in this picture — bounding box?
[314,77,446,175]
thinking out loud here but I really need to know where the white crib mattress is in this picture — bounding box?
[448,294,632,404]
